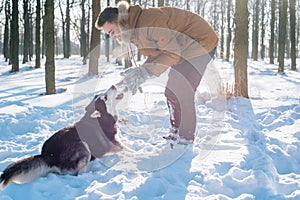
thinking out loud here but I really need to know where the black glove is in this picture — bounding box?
[120,66,150,95]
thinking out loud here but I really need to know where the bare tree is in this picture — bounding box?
[105,0,110,62]
[289,0,296,70]
[186,0,190,10]
[29,4,34,61]
[44,0,56,94]
[86,0,91,55]
[66,0,71,58]
[36,0,41,68]
[58,0,72,58]
[3,0,10,62]
[10,0,19,72]
[88,0,101,76]
[42,7,45,58]
[251,0,259,61]
[220,1,226,59]
[158,0,164,7]
[260,0,266,59]
[234,0,249,98]
[58,1,66,58]
[211,1,218,34]
[278,0,288,73]
[164,0,169,6]
[297,0,300,57]
[81,0,88,64]
[269,0,276,64]
[22,0,30,64]
[226,0,232,61]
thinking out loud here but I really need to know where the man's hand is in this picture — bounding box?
[120,66,150,95]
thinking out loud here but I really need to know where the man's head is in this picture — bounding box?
[95,7,120,40]
[96,7,118,28]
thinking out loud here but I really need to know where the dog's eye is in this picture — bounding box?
[116,93,124,100]
[101,94,108,101]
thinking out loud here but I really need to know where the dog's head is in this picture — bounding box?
[86,85,126,120]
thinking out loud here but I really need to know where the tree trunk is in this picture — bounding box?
[29,5,34,61]
[22,0,30,64]
[105,0,110,62]
[88,0,101,76]
[11,0,19,72]
[164,0,168,6]
[278,0,288,73]
[252,0,259,61]
[226,0,232,61]
[81,0,88,64]
[297,0,300,57]
[269,0,276,64]
[289,0,296,70]
[234,0,249,98]
[65,0,71,58]
[220,2,225,59]
[260,0,266,59]
[158,0,164,7]
[35,0,41,68]
[42,14,45,59]
[44,0,56,95]
[212,2,218,35]
[186,0,190,10]
[87,0,91,55]
[3,0,10,62]
[58,2,66,58]
[286,25,290,59]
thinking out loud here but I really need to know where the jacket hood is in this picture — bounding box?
[117,1,142,43]
[117,1,130,31]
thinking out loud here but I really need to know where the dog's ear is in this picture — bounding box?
[90,110,101,118]
[85,98,96,111]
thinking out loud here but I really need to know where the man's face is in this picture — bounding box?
[102,22,121,40]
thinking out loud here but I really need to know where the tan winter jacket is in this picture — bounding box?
[117,1,219,76]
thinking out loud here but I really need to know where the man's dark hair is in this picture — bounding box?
[96,7,119,29]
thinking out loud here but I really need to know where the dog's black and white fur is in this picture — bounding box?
[0,85,125,189]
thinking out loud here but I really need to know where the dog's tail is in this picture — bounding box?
[0,155,54,190]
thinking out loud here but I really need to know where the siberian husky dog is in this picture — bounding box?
[0,85,125,190]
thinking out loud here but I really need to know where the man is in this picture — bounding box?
[95,1,218,145]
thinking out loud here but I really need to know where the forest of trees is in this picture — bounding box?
[0,0,299,96]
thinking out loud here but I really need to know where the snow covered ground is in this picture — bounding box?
[0,56,299,200]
